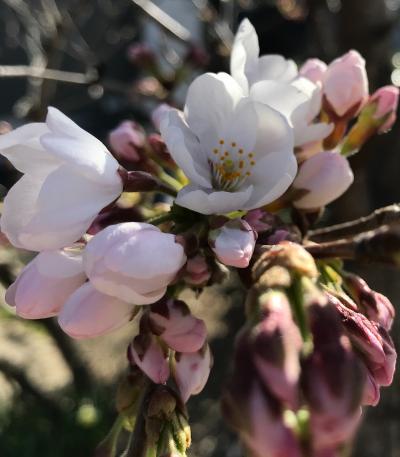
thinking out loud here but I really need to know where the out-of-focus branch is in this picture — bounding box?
[308,203,400,242]
[130,0,191,43]
[0,359,62,418]
[0,65,97,84]
[306,225,400,266]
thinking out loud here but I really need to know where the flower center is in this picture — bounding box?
[208,139,255,191]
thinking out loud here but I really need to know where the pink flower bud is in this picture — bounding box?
[129,333,170,384]
[343,273,395,330]
[173,345,212,402]
[83,223,187,305]
[244,209,276,233]
[323,50,369,118]
[149,299,207,352]
[370,85,399,132]
[6,249,86,319]
[300,58,327,84]
[292,151,354,210]
[152,104,172,132]
[304,301,365,451]
[58,283,137,339]
[332,293,396,387]
[108,121,145,162]
[252,291,302,408]
[183,254,211,286]
[209,219,257,268]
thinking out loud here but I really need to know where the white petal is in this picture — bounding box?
[294,122,334,147]
[184,72,243,150]
[0,123,60,174]
[175,184,253,215]
[256,55,298,84]
[230,18,260,93]
[160,109,211,188]
[58,283,136,339]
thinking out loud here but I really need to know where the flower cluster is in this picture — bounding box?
[0,17,399,457]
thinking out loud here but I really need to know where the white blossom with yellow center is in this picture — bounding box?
[160,72,297,215]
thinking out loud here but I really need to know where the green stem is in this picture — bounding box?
[146,212,174,226]
[158,171,183,192]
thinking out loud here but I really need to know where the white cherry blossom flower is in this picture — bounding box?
[230,18,298,94]
[160,72,297,215]
[0,107,123,251]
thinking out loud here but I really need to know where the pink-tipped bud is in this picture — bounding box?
[209,219,257,268]
[183,254,211,286]
[173,345,212,402]
[362,371,380,406]
[292,150,354,210]
[323,50,369,118]
[370,85,399,133]
[108,121,146,162]
[149,299,207,353]
[252,291,302,408]
[300,58,327,84]
[129,333,170,384]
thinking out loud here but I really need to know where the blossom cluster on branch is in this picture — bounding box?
[0,17,399,457]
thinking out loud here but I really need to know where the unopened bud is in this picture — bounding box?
[128,332,170,384]
[299,58,327,85]
[209,219,257,268]
[292,150,354,210]
[323,50,369,119]
[173,344,212,403]
[149,298,207,352]
[109,121,145,162]
[183,254,212,286]
[342,85,399,155]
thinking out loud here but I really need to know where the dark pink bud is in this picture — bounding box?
[252,291,302,408]
[362,371,380,406]
[185,45,210,68]
[183,254,212,286]
[344,273,395,330]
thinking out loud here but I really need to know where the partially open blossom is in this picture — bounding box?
[160,72,296,215]
[300,58,327,84]
[369,85,399,132]
[108,120,145,162]
[173,345,212,402]
[230,19,297,93]
[83,222,187,305]
[323,50,369,118]
[183,254,211,286]
[0,107,123,251]
[6,249,86,319]
[209,219,256,268]
[149,299,207,353]
[129,333,170,384]
[58,283,137,339]
[292,150,354,210]
[251,290,302,408]
[250,77,333,147]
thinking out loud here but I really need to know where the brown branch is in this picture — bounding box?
[0,65,97,84]
[130,0,191,43]
[306,225,400,266]
[307,203,400,242]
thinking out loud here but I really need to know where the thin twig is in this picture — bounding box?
[0,65,97,84]
[307,203,400,242]
[306,225,400,266]
[130,0,191,43]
